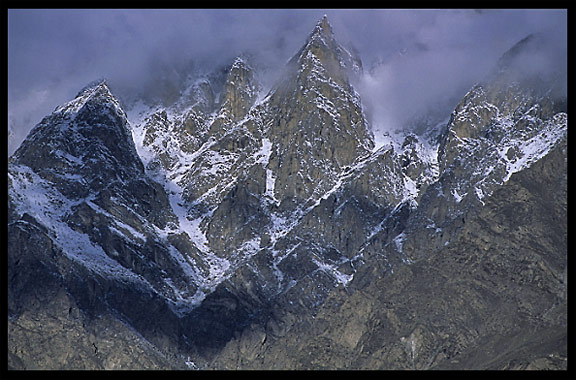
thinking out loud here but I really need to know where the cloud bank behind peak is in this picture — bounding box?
[8,9,567,154]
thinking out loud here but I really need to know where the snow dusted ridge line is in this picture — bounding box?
[6,18,568,372]
[472,111,567,203]
[127,93,282,300]
[13,12,568,319]
[501,112,567,182]
[12,81,565,316]
[126,85,378,295]
[8,162,208,316]
[8,164,147,284]
[130,109,233,296]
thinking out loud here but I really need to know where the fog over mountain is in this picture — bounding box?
[7,10,568,370]
[8,9,567,154]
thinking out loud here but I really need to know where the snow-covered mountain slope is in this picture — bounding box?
[389,66,568,265]
[8,81,217,315]
[121,16,411,309]
[8,16,566,370]
[8,17,396,334]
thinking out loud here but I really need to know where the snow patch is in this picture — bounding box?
[312,257,353,287]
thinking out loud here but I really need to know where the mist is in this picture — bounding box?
[349,9,568,143]
[8,9,567,155]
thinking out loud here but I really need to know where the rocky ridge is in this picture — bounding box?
[7,16,567,370]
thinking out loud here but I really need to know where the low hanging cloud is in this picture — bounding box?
[348,9,567,142]
[8,9,567,155]
[8,9,322,154]
[357,46,484,136]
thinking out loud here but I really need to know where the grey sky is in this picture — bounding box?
[8,9,567,154]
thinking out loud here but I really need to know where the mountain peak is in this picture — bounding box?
[50,78,123,121]
[11,80,142,185]
[288,14,362,87]
[75,78,109,98]
[302,14,336,52]
[8,14,567,371]
[312,14,333,39]
[215,54,260,123]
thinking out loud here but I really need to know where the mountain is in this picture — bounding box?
[7,17,567,370]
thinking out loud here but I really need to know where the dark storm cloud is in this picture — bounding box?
[8,9,567,154]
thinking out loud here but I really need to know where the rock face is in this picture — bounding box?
[7,17,567,370]
[8,81,200,369]
[210,137,567,370]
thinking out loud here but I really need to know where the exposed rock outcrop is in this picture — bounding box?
[7,19,566,371]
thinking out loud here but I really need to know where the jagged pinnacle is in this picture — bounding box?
[313,14,333,38]
[300,14,338,55]
[75,78,109,98]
